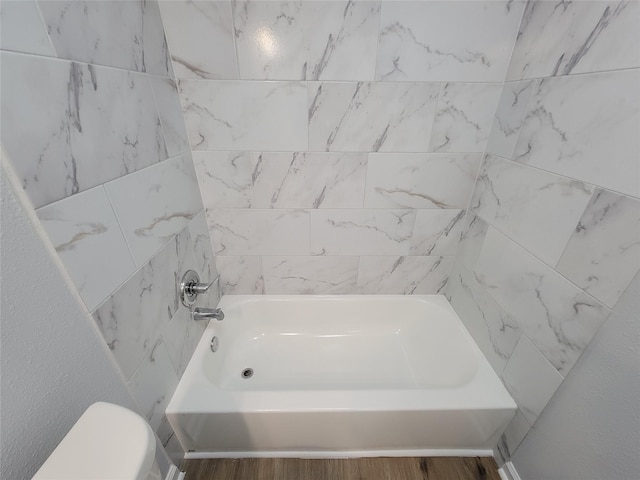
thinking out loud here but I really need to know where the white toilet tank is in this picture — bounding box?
[32,402,161,480]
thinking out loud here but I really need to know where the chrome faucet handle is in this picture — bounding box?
[179,270,214,307]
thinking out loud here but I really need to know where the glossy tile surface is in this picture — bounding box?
[159,0,238,79]
[474,227,609,375]
[357,256,452,294]
[233,0,381,80]
[0,0,55,56]
[376,1,524,82]
[105,154,202,267]
[262,256,359,294]
[39,0,172,75]
[180,80,308,151]
[36,186,136,312]
[471,155,594,266]
[364,153,481,209]
[556,190,640,308]
[513,70,640,197]
[308,82,440,152]
[428,83,502,153]
[1,52,167,208]
[507,0,639,80]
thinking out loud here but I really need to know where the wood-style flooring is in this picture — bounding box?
[181,456,501,480]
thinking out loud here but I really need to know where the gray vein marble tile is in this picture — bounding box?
[150,76,191,158]
[92,233,181,380]
[252,152,367,208]
[1,51,167,209]
[208,209,310,255]
[513,69,640,197]
[364,153,482,209]
[179,80,308,151]
[0,0,55,56]
[194,151,255,209]
[38,0,172,75]
[471,154,594,266]
[445,262,521,375]
[409,209,464,256]
[507,0,639,80]
[308,81,440,152]
[215,256,265,294]
[36,186,136,312]
[187,210,219,289]
[105,153,203,267]
[233,0,380,80]
[262,256,359,294]
[556,189,640,309]
[428,83,502,153]
[376,0,524,82]
[501,335,564,425]
[456,211,489,272]
[357,256,453,294]
[310,209,416,255]
[127,339,179,431]
[474,227,610,376]
[502,409,532,457]
[486,80,536,159]
[159,0,238,79]
[161,305,206,379]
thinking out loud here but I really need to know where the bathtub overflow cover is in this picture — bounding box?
[241,368,254,379]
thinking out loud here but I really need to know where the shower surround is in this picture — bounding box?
[161,0,525,295]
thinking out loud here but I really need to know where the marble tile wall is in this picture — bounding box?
[162,0,523,294]
[1,0,218,466]
[445,0,640,464]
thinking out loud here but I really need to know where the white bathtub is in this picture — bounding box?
[166,295,516,458]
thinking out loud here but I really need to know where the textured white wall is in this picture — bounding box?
[510,272,640,480]
[0,163,144,479]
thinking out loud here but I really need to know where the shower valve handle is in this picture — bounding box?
[179,270,214,307]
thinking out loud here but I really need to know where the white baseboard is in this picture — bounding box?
[498,461,521,480]
[165,465,185,480]
[184,448,494,459]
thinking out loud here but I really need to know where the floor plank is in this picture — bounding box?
[181,457,501,480]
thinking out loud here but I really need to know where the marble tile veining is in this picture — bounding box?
[471,154,594,267]
[262,256,359,294]
[208,209,310,255]
[39,0,172,75]
[556,190,640,309]
[311,209,416,255]
[1,51,167,209]
[162,305,206,380]
[233,0,380,81]
[36,186,136,312]
[474,227,610,376]
[127,339,179,431]
[105,153,202,267]
[501,335,564,425]
[507,0,639,80]
[445,263,520,375]
[364,153,482,209]
[252,152,368,209]
[194,151,255,209]
[150,76,191,158]
[357,256,453,294]
[92,233,181,380]
[376,0,524,82]
[308,82,440,152]
[159,0,238,80]
[0,0,55,56]
[456,211,489,273]
[409,209,464,257]
[215,256,265,294]
[428,83,502,153]
[179,80,308,151]
[486,81,536,160]
[513,69,640,198]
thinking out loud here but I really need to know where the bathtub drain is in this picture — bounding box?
[241,368,254,379]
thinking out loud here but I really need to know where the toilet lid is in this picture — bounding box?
[32,402,156,480]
